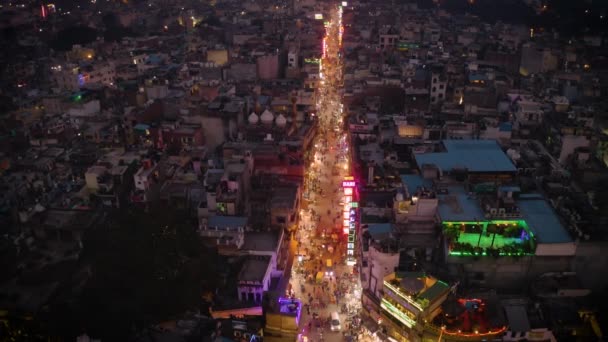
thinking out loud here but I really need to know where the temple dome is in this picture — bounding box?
[248,112,259,124]
[275,113,287,127]
[260,109,274,124]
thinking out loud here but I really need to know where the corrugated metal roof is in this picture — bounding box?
[414,140,517,173]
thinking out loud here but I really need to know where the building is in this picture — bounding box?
[264,296,303,342]
[270,184,301,232]
[237,255,272,303]
[200,215,248,251]
[413,140,517,183]
[430,66,447,105]
[379,271,450,341]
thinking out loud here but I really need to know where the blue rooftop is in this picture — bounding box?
[134,123,150,131]
[366,223,392,240]
[400,174,432,197]
[208,215,248,230]
[499,122,512,132]
[258,95,271,105]
[517,194,572,244]
[414,140,517,173]
[437,186,485,222]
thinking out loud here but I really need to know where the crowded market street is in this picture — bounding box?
[283,4,377,342]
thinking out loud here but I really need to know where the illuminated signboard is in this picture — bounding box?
[344,176,357,265]
[315,13,323,20]
[304,58,321,65]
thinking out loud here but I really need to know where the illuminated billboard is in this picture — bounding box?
[343,176,357,266]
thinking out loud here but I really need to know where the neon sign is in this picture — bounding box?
[344,176,356,265]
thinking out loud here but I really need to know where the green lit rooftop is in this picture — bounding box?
[443,220,536,257]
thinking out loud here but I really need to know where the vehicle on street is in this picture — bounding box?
[330,312,342,332]
[325,259,334,277]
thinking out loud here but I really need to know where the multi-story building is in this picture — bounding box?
[379,271,450,341]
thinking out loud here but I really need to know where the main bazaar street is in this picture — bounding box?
[282,5,377,342]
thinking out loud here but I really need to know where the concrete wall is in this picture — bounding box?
[573,241,608,291]
[257,54,280,80]
[448,254,572,290]
[200,116,226,152]
[362,245,399,298]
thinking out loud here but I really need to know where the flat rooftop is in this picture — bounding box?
[414,140,517,173]
[437,186,485,222]
[439,188,572,245]
[517,194,572,243]
[208,215,248,230]
[238,256,271,283]
[242,231,281,252]
[385,272,450,307]
[400,174,432,197]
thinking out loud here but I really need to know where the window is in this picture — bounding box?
[433,78,437,83]
[438,94,443,99]
[439,84,444,89]
[277,216,286,224]
[431,96,436,102]
[432,87,436,92]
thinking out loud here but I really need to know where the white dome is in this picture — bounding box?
[275,113,287,127]
[260,109,274,124]
[248,112,259,124]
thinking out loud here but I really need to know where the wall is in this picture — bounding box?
[257,54,280,80]
[447,254,573,290]
[362,245,400,298]
[200,116,226,152]
[573,241,608,291]
[559,135,589,165]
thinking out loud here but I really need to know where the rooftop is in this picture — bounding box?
[414,140,517,173]
[242,231,281,252]
[208,215,248,230]
[384,272,450,307]
[238,256,271,283]
[437,186,485,222]
[517,194,572,244]
[365,223,393,241]
[400,174,433,197]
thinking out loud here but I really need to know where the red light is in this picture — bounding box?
[343,228,349,234]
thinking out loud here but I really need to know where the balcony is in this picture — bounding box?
[380,297,417,329]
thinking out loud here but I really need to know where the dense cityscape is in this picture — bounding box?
[1,0,608,341]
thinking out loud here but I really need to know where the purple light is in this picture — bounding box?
[78,74,86,87]
[278,297,302,325]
